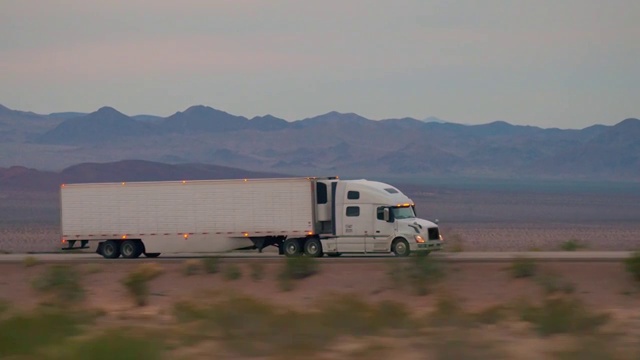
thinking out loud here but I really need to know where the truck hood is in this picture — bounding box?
[397,218,438,236]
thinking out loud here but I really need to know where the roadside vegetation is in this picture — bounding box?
[624,251,640,282]
[0,257,638,359]
[121,262,164,306]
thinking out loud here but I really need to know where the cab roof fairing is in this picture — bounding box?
[340,179,414,206]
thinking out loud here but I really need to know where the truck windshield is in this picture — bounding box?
[392,206,415,219]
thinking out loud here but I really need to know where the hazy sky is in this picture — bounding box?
[1,1,638,128]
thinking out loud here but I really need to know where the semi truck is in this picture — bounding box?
[59,176,444,258]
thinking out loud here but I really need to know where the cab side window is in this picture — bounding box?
[346,206,360,217]
[347,191,360,200]
[377,207,385,220]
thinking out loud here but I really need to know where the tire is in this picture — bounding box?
[327,252,342,257]
[392,238,410,257]
[303,238,323,257]
[144,252,161,258]
[283,239,302,257]
[120,240,142,259]
[102,240,121,259]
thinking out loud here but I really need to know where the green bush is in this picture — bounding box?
[121,263,163,306]
[0,310,85,357]
[250,262,265,281]
[536,272,575,295]
[201,256,220,274]
[509,256,537,278]
[23,255,39,267]
[518,297,609,336]
[278,255,319,290]
[223,264,242,281]
[388,252,445,295]
[182,259,201,276]
[32,264,84,305]
[55,328,164,360]
[560,239,585,251]
[624,251,640,282]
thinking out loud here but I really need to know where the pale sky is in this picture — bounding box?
[1,0,638,128]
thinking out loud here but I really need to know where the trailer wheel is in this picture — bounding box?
[303,238,323,257]
[392,238,410,257]
[101,240,121,259]
[283,239,302,257]
[121,240,143,259]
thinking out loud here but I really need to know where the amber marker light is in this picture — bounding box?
[183,233,189,239]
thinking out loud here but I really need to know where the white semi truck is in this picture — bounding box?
[59,176,443,258]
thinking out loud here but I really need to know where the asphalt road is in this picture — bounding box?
[0,251,634,264]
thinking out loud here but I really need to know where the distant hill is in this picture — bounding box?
[0,103,638,182]
[0,160,287,192]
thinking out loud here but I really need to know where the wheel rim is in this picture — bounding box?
[104,243,115,256]
[286,243,297,254]
[122,243,133,256]
[396,242,406,255]
[307,242,318,255]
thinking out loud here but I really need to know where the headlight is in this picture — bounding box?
[439,234,444,241]
[414,235,425,243]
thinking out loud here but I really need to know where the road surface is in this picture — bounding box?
[0,251,634,263]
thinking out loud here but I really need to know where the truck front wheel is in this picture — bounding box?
[283,239,302,257]
[392,238,410,257]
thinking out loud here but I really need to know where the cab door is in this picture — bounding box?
[372,206,394,252]
[337,204,366,252]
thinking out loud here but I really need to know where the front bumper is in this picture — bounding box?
[410,240,443,251]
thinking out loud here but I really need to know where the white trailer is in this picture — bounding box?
[59,176,444,258]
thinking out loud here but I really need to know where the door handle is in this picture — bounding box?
[376,231,380,233]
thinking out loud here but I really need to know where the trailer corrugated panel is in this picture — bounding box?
[60,178,315,238]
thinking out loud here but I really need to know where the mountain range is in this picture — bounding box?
[0,103,638,182]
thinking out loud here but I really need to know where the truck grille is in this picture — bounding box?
[427,227,440,240]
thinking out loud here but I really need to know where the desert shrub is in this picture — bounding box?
[560,239,585,251]
[278,255,319,290]
[121,263,163,306]
[0,309,85,357]
[182,259,201,276]
[55,328,164,360]
[201,256,220,274]
[518,297,609,336]
[509,256,537,278]
[471,304,509,325]
[23,255,39,267]
[552,335,621,360]
[388,252,445,295]
[429,331,506,360]
[250,262,265,281]
[624,251,640,282]
[223,264,242,281]
[0,300,9,316]
[536,272,575,295]
[32,264,84,304]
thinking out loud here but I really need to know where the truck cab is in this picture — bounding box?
[312,179,443,256]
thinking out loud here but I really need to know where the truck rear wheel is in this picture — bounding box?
[283,239,302,257]
[121,240,143,259]
[303,238,323,257]
[102,240,121,259]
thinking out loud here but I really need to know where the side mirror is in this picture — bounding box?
[434,219,439,224]
[383,208,390,222]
